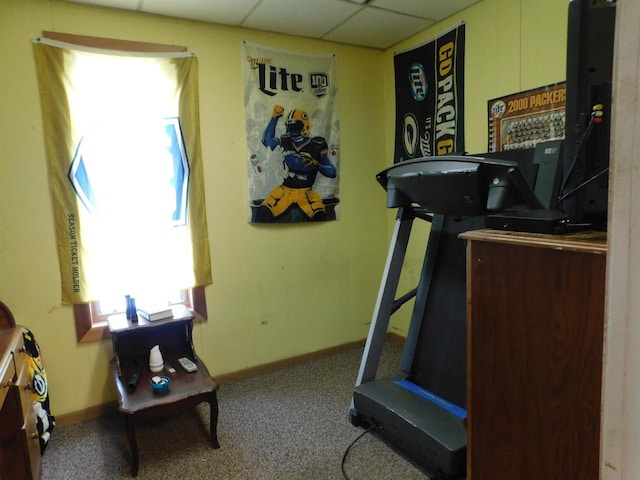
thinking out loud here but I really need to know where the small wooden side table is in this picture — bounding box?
[108,314,220,477]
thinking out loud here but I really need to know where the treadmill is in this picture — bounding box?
[349,153,549,478]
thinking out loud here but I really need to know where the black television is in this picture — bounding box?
[376,155,544,216]
[561,0,616,230]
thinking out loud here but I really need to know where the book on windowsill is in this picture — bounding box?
[137,306,174,322]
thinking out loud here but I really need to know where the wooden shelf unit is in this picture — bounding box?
[0,327,41,480]
[461,229,606,480]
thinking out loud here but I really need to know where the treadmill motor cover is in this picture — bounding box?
[353,377,467,477]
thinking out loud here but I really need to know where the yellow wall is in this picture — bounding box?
[385,0,568,335]
[0,0,569,417]
[1,0,389,416]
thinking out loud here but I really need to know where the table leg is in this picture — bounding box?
[208,392,220,449]
[125,415,139,476]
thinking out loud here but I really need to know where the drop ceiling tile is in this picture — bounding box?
[65,0,478,50]
[69,0,139,9]
[242,0,362,39]
[324,7,433,49]
[372,0,482,21]
[139,0,260,25]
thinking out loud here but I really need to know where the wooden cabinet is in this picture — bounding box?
[461,229,606,480]
[0,327,41,480]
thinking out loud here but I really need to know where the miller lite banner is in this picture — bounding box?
[242,41,340,223]
[394,24,466,163]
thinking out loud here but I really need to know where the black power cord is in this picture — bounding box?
[557,165,609,203]
[559,104,606,208]
[341,424,377,480]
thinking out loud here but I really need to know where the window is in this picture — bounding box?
[34,32,212,342]
[74,286,207,342]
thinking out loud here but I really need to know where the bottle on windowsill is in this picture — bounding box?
[125,295,138,323]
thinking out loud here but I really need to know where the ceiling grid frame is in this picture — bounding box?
[66,0,482,49]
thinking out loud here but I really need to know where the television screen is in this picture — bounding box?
[562,0,616,229]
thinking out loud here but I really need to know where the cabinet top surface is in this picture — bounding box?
[0,328,20,370]
[460,228,607,254]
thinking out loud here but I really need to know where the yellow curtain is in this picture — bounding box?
[33,37,212,304]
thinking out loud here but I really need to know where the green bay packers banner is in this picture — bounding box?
[394,24,466,163]
[242,42,340,223]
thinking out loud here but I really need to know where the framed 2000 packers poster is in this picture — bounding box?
[488,82,565,152]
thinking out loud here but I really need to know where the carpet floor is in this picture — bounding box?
[41,341,431,479]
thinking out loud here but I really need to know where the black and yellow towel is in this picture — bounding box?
[22,328,56,454]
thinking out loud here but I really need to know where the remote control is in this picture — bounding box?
[178,356,198,373]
